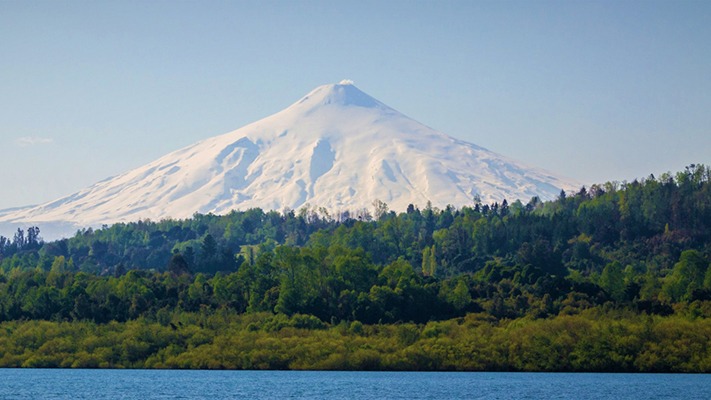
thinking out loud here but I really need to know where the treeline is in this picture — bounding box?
[2,242,710,325]
[0,251,464,324]
[1,309,710,372]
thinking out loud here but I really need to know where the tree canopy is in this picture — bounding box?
[0,165,710,371]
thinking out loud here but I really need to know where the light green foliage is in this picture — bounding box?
[599,261,625,302]
[662,250,709,302]
[421,245,436,277]
[1,310,711,371]
[450,279,472,310]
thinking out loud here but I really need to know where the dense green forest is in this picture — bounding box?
[0,164,710,371]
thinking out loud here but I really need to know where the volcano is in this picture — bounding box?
[0,80,578,238]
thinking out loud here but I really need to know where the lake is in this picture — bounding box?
[0,369,708,399]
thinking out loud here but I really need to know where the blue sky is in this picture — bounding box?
[1,0,709,209]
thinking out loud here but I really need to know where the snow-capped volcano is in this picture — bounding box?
[0,81,578,237]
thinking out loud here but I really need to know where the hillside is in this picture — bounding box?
[0,165,709,372]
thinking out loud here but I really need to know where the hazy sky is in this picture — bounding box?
[1,0,709,210]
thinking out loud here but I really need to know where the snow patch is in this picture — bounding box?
[309,140,335,184]
[381,160,397,183]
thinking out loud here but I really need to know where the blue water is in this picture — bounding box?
[0,369,708,399]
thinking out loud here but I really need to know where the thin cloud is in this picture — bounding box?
[15,136,54,147]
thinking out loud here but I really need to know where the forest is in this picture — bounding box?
[0,164,709,371]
